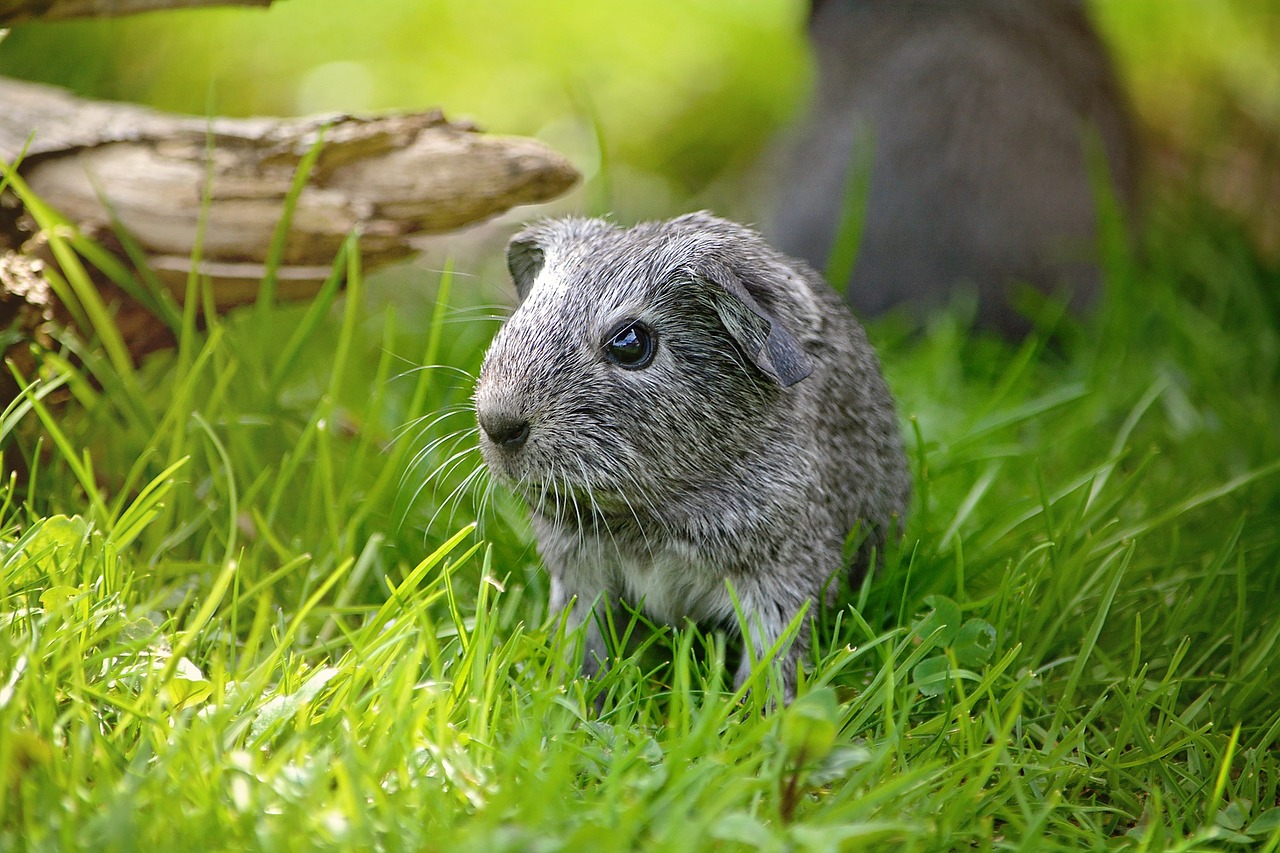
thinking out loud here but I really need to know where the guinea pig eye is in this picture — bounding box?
[603,321,656,369]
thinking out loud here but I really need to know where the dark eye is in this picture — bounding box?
[604,321,656,369]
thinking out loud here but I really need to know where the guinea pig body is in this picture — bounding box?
[474,212,909,697]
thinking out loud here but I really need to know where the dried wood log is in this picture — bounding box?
[0,76,576,377]
[0,78,578,305]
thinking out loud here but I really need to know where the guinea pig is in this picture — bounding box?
[473,212,910,700]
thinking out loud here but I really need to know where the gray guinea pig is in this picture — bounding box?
[473,212,910,700]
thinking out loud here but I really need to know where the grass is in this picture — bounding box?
[2,183,1280,851]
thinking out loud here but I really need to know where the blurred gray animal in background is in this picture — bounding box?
[769,0,1139,334]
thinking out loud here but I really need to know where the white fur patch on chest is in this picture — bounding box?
[613,548,734,627]
[554,526,737,629]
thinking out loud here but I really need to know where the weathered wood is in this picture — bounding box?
[0,78,578,305]
[0,0,277,25]
[0,76,577,379]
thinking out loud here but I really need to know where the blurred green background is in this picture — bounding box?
[0,0,810,221]
[2,0,1278,235]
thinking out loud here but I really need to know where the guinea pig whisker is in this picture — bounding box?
[434,314,509,327]
[560,474,585,548]
[615,493,653,560]
[387,360,477,382]
[477,470,520,537]
[612,466,660,560]
[422,457,488,535]
[396,426,474,473]
[406,442,481,518]
[475,474,500,535]
[391,404,474,444]
[393,434,478,531]
[612,460,664,524]
[426,444,485,497]
[402,436,459,488]
[560,468,587,541]
[539,474,558,529]
[445,463,491,530]
[439,301,507,320]
[473,480,491,536]
[428,303,512,329]
[402,426,479,488]
[575,459,615,555]
[401,440,474,501]
[392,404,471,440]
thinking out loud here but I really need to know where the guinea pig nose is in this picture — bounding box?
[479,411,531,450]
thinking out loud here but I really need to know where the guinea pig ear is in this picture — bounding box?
[695,260,813,387]
[506,234,546,300]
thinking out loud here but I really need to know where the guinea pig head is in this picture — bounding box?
[474,215,815,521]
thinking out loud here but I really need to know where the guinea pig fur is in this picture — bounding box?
[473,212,910,700]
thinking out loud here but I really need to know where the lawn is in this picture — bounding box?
[1,160,1278,851]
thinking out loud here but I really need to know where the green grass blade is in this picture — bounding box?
[256,126,329,313]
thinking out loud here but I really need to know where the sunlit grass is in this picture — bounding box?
[2,183,1279,850]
